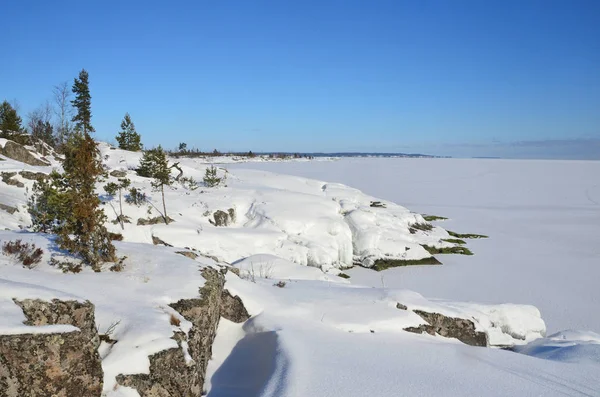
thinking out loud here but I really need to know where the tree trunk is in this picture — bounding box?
[118,189,124,230]
[161,184,168,224]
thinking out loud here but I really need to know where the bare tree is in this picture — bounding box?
[27,101,54,148]
[52,81,73,148]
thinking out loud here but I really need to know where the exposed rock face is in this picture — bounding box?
[0,140,50,166]
[18,171,48,182]
[151,235,173,247]
[1,172,24,188]
[220,290,250,323]
[118,268,249,396]
[0,299,103,397]
[176,251,199,260]
[210,208,236,227]
[403,309,488,347]
[0,203,18,215]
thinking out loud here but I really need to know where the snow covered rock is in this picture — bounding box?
[404,309,488,347]
[0,299,103,397]
[0,139,50,166]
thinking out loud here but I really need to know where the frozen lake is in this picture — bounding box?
[226,158,600,333]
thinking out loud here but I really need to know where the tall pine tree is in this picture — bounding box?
[115,113,142,151]
[71,69,94,134]
[30,69,116,271]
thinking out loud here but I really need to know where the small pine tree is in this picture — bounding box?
[28,170,70,233]
[115,113,142,151]
[203,165,222,187]
[138,146,172,224]
[71,69,94,134]
[178,142,187,153]
[0,100,23,139]
[104,178,131,229]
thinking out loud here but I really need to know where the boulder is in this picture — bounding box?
[403,309,488,347]
[109,170,127,178]
[210,208,236,227]
[0,299,103,397]
[0,140,50,166]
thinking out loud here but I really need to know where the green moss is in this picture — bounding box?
[338,272,351,279]
[372,257,442,271]
[442,238,466,245]
[422,215,448,222]
[421,244,473,256]
[447,230,488,239]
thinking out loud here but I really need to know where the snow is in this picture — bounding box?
[226,158,600,334]
[2,143,599,396]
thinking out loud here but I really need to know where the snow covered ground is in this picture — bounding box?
[2,142,600,396]
[225,157,600,334]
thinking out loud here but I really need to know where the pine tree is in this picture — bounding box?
[0,100,23,139]
[104,178,131,229]
[29,70,116,271]
[58,133,116,269]
[30,120,55,147]
[115,113,142,151]
[71,69,94,134]
[138,146,172,224]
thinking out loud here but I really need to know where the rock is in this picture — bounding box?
[109,170,127,178]
[227,208,236,223]
[403,309,488,347]
[396,302,407,310]
[220,290,250,323]
[176,251,199,260]
[0,203,18,215]
[370,201,386,208]
[1,172,24,188]
[210,208,236,227]
[152,235,173,247]
[137,216,175,226]
[118,268,229,396]
[0,140,50,166]
[18,171,48,181]
[0,299,103,397]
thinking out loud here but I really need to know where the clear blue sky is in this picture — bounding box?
[2,0,599,158]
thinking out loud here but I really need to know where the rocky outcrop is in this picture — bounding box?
[117,268,250,396]
[220,290,250,323]
[109,170,127,178]
[1,172,24,188]
[152,235,173,247]
[209,208,236,227]
[18,171,48,182]
[0,203,18,215]
[176,251,199,260]
[403,309,488,347]
[0,140,50,166]
[0,299,103,397]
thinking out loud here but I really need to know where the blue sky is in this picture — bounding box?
[2,0,599,158]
